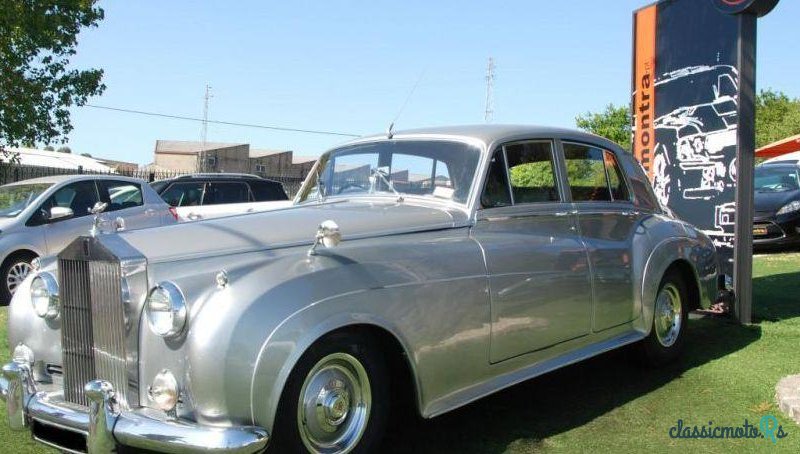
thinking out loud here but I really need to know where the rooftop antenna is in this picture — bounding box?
[200,84,213,172]
[388,68,426,138]
[484,57,495,123]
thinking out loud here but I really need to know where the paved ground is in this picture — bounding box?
[777,375,800,424]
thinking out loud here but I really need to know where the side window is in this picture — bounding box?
[160,182,205,207]
[250,181,289,201]
[101,181,143,212]
[505,142,560,204]
[603,151,631,202]
[563,143,612,202]
[47,181,100,218]
[480,150,512,208]
[203,182,250,205]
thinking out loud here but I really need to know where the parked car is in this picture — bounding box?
[753,161,800,248]
[151,173,291,221]
[0,174,175,305]
[2,125,719,453]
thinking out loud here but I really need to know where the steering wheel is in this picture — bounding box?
[337,183,368,194]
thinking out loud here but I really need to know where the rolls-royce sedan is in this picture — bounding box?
[1,125,719,453]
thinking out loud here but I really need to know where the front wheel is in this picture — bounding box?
[1,252,37,306]
[271,333,389,453]
[639,270,689,366]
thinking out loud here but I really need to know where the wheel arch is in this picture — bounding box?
[250,312,423,433]
[640,236,716,334]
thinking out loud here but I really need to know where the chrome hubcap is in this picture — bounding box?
[655,283,682,347]
[298,353,371,453]
[7,261,33,295]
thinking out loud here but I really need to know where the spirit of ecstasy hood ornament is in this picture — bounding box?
[89,201,109,237]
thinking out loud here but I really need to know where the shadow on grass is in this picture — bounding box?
[381,317,762,453]
[753,271,800,322]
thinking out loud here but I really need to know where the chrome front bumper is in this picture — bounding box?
[1,361,269,453]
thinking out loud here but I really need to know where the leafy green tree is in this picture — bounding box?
[575,104,632,151]
[0,0,105,158]
[755,89,800,148]
[57,146,72,154]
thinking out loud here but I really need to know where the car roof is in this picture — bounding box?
[153,173,282,185]
[2,173,145,187]
[350,124,625,152]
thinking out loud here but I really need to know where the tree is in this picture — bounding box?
[575,104,632,151]
[80,152,92,157]
[43,145,54,151]
[57,146,72,154]
[755,89,800,148]
[0,1,105,158]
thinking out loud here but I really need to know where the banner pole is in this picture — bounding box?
[733,12,757,324]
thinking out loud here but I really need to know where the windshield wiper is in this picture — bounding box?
[370,167,404,202]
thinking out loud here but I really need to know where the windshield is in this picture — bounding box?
[0,183,52,217]
[296,140,481,205]
[755,166,800,192]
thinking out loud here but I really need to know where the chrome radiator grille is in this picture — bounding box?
[60,258,127,407]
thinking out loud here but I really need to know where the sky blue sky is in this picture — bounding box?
[64,0,800,164]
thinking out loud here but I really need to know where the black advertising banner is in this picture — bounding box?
[632,0,774,279]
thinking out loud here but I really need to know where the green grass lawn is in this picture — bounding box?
[2,254,800,453]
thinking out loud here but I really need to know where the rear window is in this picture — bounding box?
[250,181,289,201]
[101,181,143,211]
[203,182,251,205]
[160,182,205,207]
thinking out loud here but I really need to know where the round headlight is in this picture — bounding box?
[145,282,187,338]
[148,369,179,411]
[31,272,59,320]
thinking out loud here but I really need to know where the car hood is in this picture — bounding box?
[754,189,800,214]
[118,200,469,263]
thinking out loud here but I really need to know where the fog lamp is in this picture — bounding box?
[148,369,179,411]
[12,344,34,365]
[30,272,59,320]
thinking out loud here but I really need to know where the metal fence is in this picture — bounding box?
[0,164,306,197]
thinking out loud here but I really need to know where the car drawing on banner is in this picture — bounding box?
[651,64,740,247]
[2,126,719,453]
[0,175,175,305]
[150,173,291,221]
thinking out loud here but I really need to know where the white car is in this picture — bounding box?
[0,174,176,304]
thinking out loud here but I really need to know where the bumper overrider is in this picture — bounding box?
[1,360,269,453]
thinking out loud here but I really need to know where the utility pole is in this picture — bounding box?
[200,84,212,172]
[484,57,495,123]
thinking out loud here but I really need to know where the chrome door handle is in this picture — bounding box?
[187,212,202,220]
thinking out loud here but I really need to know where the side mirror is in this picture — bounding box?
[49,206,74,221]
[307,220,342,256]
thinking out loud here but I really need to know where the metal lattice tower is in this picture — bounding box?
[484,57,495,123]
[200,84,212,172]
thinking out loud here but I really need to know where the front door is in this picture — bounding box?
[37,180,101,256]
[472,140,593,363]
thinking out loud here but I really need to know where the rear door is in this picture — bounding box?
[98,179,154,231]
[563,142,643,332]
[471,140,593,363]
[202,181,252,205]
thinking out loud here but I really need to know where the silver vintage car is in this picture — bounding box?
[1,125,719,453]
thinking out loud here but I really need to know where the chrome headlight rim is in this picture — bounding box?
[776,200,800,216]
[145,281,187,338]
[30,271,59,320]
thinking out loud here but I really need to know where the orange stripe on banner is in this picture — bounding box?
[633,5,656,179]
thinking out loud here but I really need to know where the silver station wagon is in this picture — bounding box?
[1,125,719,453]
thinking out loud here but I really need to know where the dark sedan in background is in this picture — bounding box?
[753,161,800,248]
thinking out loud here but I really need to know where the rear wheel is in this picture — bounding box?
[639,269,689,366]
[272,333,389,453]
[1,252,37,306]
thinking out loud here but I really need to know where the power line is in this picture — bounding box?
[82,104,361,138]
[484,57,495,123]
